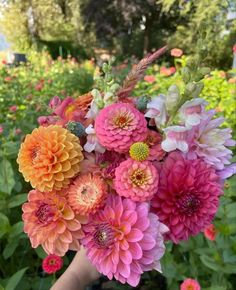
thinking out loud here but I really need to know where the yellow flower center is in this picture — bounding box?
[130,142,149,161]
[130,169,148,186]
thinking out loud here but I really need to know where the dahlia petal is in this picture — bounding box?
[129,242,142,259]
[126,228,144,242]
[120,250,133,265]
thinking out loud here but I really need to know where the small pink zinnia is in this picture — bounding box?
[171,48,183,57]
[9,105,18,112]
[114,158,159,202]
[0,126,3,134]
[151,152,223,243]
[203,224,217,241]
[95,103,147,153]
[180,278,201,290]
[42,254,63,274]
[144,75,156,83]
[82,194,168,287]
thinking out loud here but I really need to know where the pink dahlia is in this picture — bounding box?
[186,110,235,170]
[95,103,147,153]
[22,190,87,256]
[42,254,63,274]
[151,152,223,243]
[82,195,168,287]
[114,158,159,202]
[180,278,201,290]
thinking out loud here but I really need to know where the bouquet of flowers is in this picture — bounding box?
[17,47,235,287]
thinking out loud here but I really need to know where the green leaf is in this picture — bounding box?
[35,246,47,259]
[200,255,220,271]
[5,268,28,290]
[2,141,20,158]
[0,284,4,290]
[8,221,23,239]
[8,194,27,208]
[3,239,19,259]
[225,203,236,218]
[0,213,10,238]
[205,287,226,290]
[0,158,15,194]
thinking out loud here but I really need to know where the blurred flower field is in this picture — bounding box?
[0,51,236,290]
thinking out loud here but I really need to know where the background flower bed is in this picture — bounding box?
[0,51,235,290]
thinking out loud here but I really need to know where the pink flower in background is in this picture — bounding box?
[49,96,61,110]
[0,126,3,134]
[233,44,236,53]
[180,278,201,290]
[160,66,176,76]
[144,75,156,83]
[15,128,22,135]
[9,105,18,112]
[95,103,147,153]
[186,110,235,170]
[171,48,183,57]
[203,224,217,241]
[4,76,12,82]
[145,95,167,127]
[179,98,208,127]
[161,126,189,153]
[84,124,105,153]
[37,116,58,126]
[151,152,223,243]
[115,158,159,202]
[42,254,63,274]
[82,194,168,287]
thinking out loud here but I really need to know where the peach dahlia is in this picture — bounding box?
[22,189,87,256]
[17,125,84,192]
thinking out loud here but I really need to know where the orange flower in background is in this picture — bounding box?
[68,174,108,216]
[22,190,87,256]
[203,224,217,241]
[17,125,84,192]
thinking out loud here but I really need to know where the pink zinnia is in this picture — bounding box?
[9,105,18,112]
[82,195,168,287]
[203,224,217,241]
[0,126,3,134]
[144,75,156,83]
[95,103,147,153]
[144,130,165,161]
[151,152,223,243]
[114,158,159,202]
[180,278,201,290]
[42,254,63,274]
[171,48,183,57]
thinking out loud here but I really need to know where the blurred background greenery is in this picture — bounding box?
[0,0,236,290]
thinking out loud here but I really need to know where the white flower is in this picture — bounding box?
[161,126,189,153]
[179,98,207,127]
[145,95,167,127]
[84,124,105,153]
[85,99,99,119]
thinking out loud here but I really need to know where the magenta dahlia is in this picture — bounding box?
[94,103,147,153]
[151,152,223,243]
[82,195,168,287]
[114,158,159,202]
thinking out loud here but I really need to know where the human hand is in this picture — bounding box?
[51,246,100,290]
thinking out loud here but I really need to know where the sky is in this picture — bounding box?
[0,32,9,50]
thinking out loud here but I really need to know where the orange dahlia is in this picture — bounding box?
[22,189,87,256]
[17,125,84,192]
[67,174,108,216]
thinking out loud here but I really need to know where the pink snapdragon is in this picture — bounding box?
[145,95,167,127]
[179,98,208,127]
[161,126,189,153]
